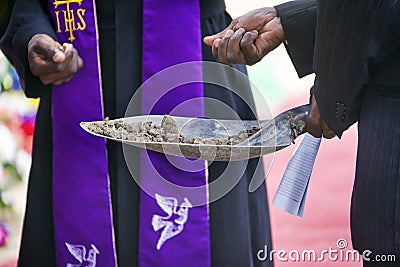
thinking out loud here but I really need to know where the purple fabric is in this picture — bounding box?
[139,1,211,266]
[48,1,116,266]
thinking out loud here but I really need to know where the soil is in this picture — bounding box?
[87,115,260,146]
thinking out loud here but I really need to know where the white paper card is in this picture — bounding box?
[272,133,321,217]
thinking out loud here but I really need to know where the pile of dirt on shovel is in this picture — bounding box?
[87,115,260,146]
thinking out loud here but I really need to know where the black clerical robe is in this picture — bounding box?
[0,0,273,266]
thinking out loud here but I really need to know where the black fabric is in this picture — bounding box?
[201,11,273,267]
[200,0,226,19]
[313,0,400,137]
[0,0,56,266]
[0,0,14,37]
[275,0,317,78]
[1,0,273,266]
[17,89,55,266]
[372,48,400,98]
[352,88,400,265]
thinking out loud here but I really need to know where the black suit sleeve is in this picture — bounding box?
[0,0,56,98]
[313,0,400,136]
[275,0,317,78]
[0,0,15,37]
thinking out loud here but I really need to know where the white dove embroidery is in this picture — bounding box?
[152,194,192,250]
[65,242,99,267]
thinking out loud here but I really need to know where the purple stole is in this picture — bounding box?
[139,1,211,266]
[48,1,116,266]
[48,0,210,266]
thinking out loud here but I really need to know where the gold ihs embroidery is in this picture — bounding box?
[53,0,86,42]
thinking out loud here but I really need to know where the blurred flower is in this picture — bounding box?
[0,124,18,163]
[0,51,37,212]
[1,52,21,93]
[0,221,9,247]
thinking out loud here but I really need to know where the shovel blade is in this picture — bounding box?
[80,104,309,161]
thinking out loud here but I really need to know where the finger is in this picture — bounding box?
[48,54,82,85]
[204,35,219,47]
[306,117,323,138]
[39,63,80,85]
[203,20,236,46]
[256,17,285,55]
[39,68,74,84]
[204,32,228,47]
[38,49,81,85]
[28,49,53,75]
[77,53,83,70]
[64,75,74,83]
[218,29,234,65]
[52,46,66,62]
[212,38,221,61]
[30,51,74,77]
[62,42,73,50]
[309,86,314,102]
[53,45,74,73]
[322,130,335,139]
[67,49,83,74]
[53,43,73,62]
[28,54,52,76]
[29,56,71,77]
[306,94,323,138]
[321,120,335,139]
[29,45,67,76]
[36,39,66,63]
[240,30,259,65]
[52,75,74,85]
[226,28,247,64]
[65,44,83,71]
[70,52,84,73]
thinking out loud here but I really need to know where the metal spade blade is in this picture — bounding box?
[80,104,309,161]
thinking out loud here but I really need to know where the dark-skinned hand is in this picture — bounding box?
[203,7,285,65]
[306,87,336,139]
[28,34,83,85]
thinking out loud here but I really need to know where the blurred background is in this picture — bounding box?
[0,49,37,266]
[0,1,360,266]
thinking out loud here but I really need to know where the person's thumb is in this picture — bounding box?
[204,34,221,46]
[203,27,232,46]
[51,45,66,63]
[38,39,66,63]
